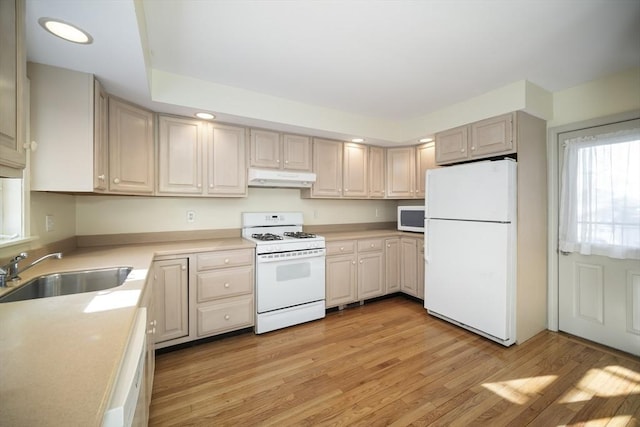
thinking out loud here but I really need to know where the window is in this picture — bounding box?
[0,177,24,244]
[559,123,640,260]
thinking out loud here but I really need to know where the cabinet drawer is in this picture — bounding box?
[196,266,254,303]
[197,295,254,337]
[358,238,383,253]
[326,240,356,256]
[197,249,254,271]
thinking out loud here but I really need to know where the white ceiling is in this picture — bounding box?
[26,0,640,143]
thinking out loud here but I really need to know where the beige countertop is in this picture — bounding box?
[0,238,253,427]
[322,229,423,241]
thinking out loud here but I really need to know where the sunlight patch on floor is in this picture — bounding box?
[481,375,557,404]
[560,365,640,403]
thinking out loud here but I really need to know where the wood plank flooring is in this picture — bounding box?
[149,296,640,426]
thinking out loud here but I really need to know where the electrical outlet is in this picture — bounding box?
[375,208,380,218]
[313,209,319,219]
[45,215,55,232]
[186,210,196,223]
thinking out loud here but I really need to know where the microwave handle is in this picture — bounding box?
[424,219,430,264]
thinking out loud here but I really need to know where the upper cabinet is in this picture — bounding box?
[157,115,247,197]
[303,138,369,199]
[386,146,415,198]
[249,129,311,171]
[30,64,154,195]
[416,142,437,198]
[0,0,26,174]
[108,97,154,194]
[435,113,515,165]
[368,146,385,198]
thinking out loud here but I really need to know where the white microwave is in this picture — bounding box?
[397,205,425,233]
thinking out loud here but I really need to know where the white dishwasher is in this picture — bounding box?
[103,307,147,427]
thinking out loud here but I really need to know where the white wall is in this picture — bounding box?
[75,188,397,235]
[31,192,76,243]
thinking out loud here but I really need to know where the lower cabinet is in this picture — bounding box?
[400,236,425,299]
[153,247,255,349]
[153,258,189,344]
[326,234,425,309]
[139,271,156,425]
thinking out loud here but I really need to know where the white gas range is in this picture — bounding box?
[242,212,326,334]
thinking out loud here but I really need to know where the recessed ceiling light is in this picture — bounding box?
[351,138,364,143]
[195,112,216,120]
[38,18,93,44]
[419,137,434,143]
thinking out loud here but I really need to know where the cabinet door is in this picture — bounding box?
[207,124,247,196]
[358,251,385,299]
[368,146,385,198]
[158,115,204,194]
[385,238,400,293]
[326,255,357,307]
[343,142,368,198]
[311,138,342,197]
[282,134,311,171]
[153,259,189,343]
[108,98,154,194]
[400,238,419,297]
[435,125,469,164]
[93,79,109,191]
[470,113,515,158]
[416,142,437,199]
[140,277,155,409]
[250,129,280,169]
[386,147,415,198]
[417,239,425,300]
[0,0,26,171]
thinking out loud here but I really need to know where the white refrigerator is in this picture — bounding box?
[424,159,517,346]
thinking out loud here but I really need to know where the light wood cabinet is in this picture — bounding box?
[30,64,107,191]
[139,275,155,414]
[0,0,26,173]
[157,117,246,197]
[400,237,420,297]
[357,239,385,299]
[416,142,437,198]
[108,97,155,194]
[153,258,189,344]
[326,252,357,308]
[386,146,416,198]
[368,146,385,198]
[343,142,368,198]
[435,113,516,165]
[417,239,425,300]
[195,248,254,337]
[207,124,247,196]
[307,138,343,198]
[385,238,400,293]
[249,129,311,171]
[158,115,204,194]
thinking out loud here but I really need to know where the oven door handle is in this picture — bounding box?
[257,249,326,263]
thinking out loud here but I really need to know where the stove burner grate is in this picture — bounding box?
[251,233,283,241]
[283,232,317,239]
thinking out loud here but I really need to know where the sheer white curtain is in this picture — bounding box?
[559,128,640,260]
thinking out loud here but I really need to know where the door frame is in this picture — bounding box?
[546,109,640,332]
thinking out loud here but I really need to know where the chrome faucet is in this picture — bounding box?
[0,252,63,287]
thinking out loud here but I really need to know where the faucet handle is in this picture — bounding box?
[12,252,28,262]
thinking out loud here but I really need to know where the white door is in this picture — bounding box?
[558,119,640,356]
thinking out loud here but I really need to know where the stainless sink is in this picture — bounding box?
[0,267,133,303]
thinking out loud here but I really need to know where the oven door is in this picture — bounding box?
[256,249,325,313]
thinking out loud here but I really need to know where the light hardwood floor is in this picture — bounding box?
[149,296,640,426]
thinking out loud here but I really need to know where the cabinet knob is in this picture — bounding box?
[224,258,230,264]
[113,177,120,184]
[352,261,356,265]
[276,159,280,163]
[345,188,349,192]
[224,283,230,288]
[359,260,363,264]
[370,243,375,248]
[224,314,230,320]
[460,149,465,153]
[209,184,214,188]
[340,247,344,251]
[471,146,476,151]
[181,265,187,271]
[97,174,105,180]
[197,183,202,188]
[387,244,390,248]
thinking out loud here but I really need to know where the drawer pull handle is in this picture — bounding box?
[224,314,230,320]
[224,283,230,288]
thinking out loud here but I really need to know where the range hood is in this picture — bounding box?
[248,168,316,188]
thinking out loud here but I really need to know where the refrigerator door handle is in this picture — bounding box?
[424,219,430,264]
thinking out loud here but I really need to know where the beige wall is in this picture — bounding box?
[75,188,397,235]
[550,67,640,127]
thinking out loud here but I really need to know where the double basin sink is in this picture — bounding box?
[0,267,133,303]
